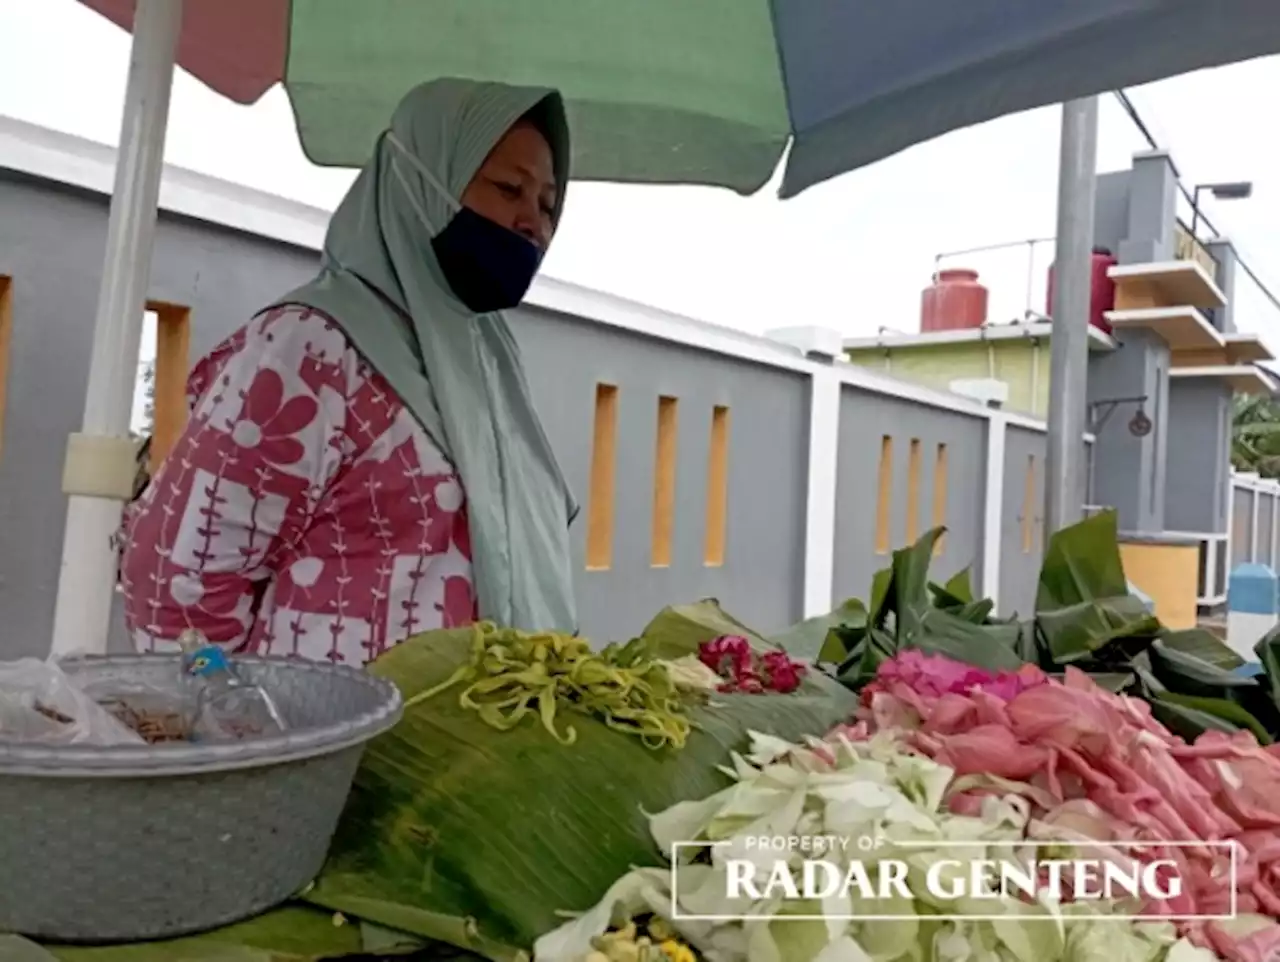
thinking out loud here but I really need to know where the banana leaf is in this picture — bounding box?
[815,529,1023,682]
[1154,691,1272,744]
[941,567,977,604]
[1035,511,1129,611]
[1255,627,1280,707]
[1131,658,1273,742]
[1033,513,1162,663]
[928,567,987,617]
[1159,628,1245,670]
[1035,595,1160,664]
[772,598,867,663]
[635,598,771,656]
[303,614,856,961]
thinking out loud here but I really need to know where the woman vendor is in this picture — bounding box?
[119,78,578,663]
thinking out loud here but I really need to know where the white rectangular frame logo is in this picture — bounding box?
[668,839,1240,922]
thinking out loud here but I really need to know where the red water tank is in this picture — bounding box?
[921,268,989,333]
[1045,247,1117,334]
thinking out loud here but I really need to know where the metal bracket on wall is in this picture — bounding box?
[1088,394,1151,435]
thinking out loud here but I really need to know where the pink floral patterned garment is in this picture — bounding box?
[120,304,478,664]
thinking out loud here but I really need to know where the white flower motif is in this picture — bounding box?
[232,420,262,448]
[434,478,463,512]
[290,557,324,588]
[169,573,205,605]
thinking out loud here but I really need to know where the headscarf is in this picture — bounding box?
[269,78,578,634]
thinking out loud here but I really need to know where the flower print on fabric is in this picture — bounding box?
[120,305,478,664]
[230,368,318,465]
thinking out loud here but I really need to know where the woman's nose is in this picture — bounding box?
[513,202,550,249]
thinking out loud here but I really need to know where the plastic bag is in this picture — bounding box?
[80,676,193,744]
[0,658,144,746]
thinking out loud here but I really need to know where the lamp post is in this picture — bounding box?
[1190,181,1254,238]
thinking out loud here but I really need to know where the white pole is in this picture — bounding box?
[981,414,1006,609]
[1251,487,1261,563]
[800,365,840,618]
[49,0,183,656]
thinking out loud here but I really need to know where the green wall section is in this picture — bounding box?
[846,339,1053,417]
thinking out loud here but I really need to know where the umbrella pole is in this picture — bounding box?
[1043,96,1099,540]
[49,0,183,656]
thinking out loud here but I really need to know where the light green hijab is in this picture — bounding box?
[270,78,578,634]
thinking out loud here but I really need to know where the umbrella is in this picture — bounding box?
[79,0,1280,198]
[50,0,1280,657]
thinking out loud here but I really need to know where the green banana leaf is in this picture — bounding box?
[849,529,1021,677]
[1154,691,1272,744]
[1035,595,1160,664]
[1033,512,1161,663]
[928,567,988,618]
[1148,697,1246,743]
[635,598,771,657]
[1159,628,1245,670]
[772,598,866,663]
[942,567,977,604]
[303,609,856,961]
[1035,510,1129,611]
[1255,628,1280,707]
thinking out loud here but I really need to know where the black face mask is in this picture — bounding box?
[431,206,544,314]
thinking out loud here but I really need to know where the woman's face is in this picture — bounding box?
[461,121,558,251]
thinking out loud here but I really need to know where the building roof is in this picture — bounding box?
[844,319,1117,353]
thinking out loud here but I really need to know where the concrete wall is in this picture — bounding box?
[0,124,1093,658]
[1165,379,1233,534]
[831,386,988,604]
[999,425,1047,617]
[515,305,810,640]
[1092,171,1131,255]
[0,171,320,658]
[1087,329,1170,532]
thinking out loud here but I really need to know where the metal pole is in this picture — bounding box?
[50,0,182,655]
[1044,97,1100,538]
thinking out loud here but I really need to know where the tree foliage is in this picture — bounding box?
[1232,394,1280,478]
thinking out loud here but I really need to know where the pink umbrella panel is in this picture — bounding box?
[80,0,285,105]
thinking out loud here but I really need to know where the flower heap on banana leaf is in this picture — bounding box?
[535,728,1217,962]
[411,621,696,749]
[699,636,809,694]
[840,650,1280,962]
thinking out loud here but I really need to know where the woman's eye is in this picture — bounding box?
[495,181,521,198]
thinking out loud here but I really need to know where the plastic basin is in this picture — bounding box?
[0,653,402,943]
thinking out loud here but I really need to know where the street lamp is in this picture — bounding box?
[1190,180,1254,238]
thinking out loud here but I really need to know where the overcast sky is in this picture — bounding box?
[3,0,1279,349]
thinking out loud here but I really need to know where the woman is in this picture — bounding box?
[120,78,579,664]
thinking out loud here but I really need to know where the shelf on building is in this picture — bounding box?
[1222,332,1276,365]
[1102,305,1223,351]
[1169,364,1277,396]
[1107,260,1227,310]
[842,319,1117,353]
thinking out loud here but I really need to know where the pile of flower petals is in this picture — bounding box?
[837,651,1280,962]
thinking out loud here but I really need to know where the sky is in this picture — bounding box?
[3,0,1280,368]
